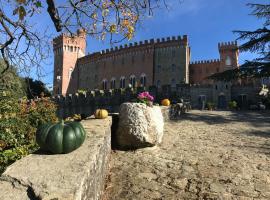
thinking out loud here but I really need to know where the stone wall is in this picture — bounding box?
[0,117,112,200]
[53,83,262,119]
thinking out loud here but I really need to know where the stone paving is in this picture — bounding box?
[103,110,270,200]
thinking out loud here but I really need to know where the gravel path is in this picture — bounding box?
[103,110,270,200]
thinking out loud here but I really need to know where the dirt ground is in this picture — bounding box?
[103,110,270,200]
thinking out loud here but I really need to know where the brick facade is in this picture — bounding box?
[53,31,239,96]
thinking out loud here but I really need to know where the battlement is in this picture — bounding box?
[79,35,188,62]
[218,41,238,49]
[190,59,220,65]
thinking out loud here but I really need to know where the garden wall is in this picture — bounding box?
[0,117,112,200]
[53,83,261,119]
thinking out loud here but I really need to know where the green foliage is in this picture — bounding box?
[23,78,51,99]
[0,60,25,98]
[228,101,238,109]
[206,102,215,110]
[0,90,58,174]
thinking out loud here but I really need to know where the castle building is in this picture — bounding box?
[53,30,239,95]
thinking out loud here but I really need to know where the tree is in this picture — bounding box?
[0,60,25,98]
[0,0,171,75]
[209,3,270,81]
[23,78,51,99]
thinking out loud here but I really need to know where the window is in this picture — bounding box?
[129,75,136,88]
[142,54,145,62]
[171,78,176,87]
[156,65,161,73]
[131,56,135,64]
[111,78,116,89]
[171,64,176,72]
[68,67,73,79]
[122,58,125,65]
[102,79,108,90]
[172,50,176,58]
[225,56,232,66]
[140,74,146,87]
[70,46,73,52]
[120,77,126,88]
[157,80,161,88]
[215,85,218,90]
[216,68,219,72]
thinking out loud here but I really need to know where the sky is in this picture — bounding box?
[15,0,267,89]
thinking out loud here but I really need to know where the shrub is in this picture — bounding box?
[206,102,215,110]
[0,91,58,174]
[228,101,237,109]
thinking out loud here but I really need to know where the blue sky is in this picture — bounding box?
[25,0,266,89]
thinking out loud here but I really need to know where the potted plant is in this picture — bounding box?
[137,91,154,107]
[228,101,237,110]
[206,102,215,111]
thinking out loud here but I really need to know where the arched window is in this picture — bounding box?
[111,78,116,89]
[120,77,126,88]
[140,74,146,87]
[68,67,73,79]
[157,80,161,88]
[171,78,176,87]
[102,79,108,90]
[129,75,136,88]
[225,56,232,66]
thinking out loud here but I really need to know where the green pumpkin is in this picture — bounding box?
[36,120,86,154]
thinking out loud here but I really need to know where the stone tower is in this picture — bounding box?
[218,41,239,71]
[53,29,86,95]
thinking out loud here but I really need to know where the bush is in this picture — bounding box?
[0,91,58,174]
[206,102,215,110]
[228,101,237,109]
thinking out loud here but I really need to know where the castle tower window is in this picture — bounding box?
[131,56,135,64]
[225,56,231,66]
[216,68,219,72]
[70,46,73,52]
[120,77,126,88]
[68,67,73,79]
[171,78,176,88]
[140,74,146,87]
[129,75,136,88]
[122,58,125,65]
[111,78,116,89]
[102,79,108,90]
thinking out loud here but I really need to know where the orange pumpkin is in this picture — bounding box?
[94,109,108,119]
[161,99,170,106]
